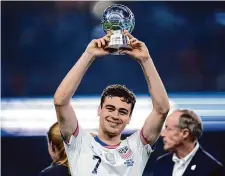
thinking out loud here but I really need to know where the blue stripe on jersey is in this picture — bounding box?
[94,136,109,146]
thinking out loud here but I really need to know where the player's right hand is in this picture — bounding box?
[85,31,112,58]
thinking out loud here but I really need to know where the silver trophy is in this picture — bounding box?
[101,4,135,55]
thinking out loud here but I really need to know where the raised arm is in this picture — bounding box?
[121,31,170,146]
[54,33,111,142]
[139,56,170,145]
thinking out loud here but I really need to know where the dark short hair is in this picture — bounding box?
[100,84,136,115]
[176,109,203,140]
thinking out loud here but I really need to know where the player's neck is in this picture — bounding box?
[98,129,121,146]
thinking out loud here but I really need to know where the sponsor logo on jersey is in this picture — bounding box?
[117,146,132,160]
[124,159,134,167]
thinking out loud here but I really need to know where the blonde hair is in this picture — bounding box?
[47,122,70,174]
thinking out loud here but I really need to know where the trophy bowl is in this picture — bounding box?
[101,4,135,55]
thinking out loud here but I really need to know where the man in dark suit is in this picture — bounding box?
[152,109,224,176]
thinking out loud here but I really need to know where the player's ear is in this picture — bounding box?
[127,115,132,124]
[182,128,190,140]
[97,105,101,116]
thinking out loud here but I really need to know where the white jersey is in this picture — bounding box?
[64,125,153,176]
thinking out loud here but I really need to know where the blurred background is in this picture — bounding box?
[1,1,225,176]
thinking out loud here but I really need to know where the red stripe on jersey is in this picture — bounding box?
[140,128,148,145]
[104,144,120,149]
[123,151,132,159]
[73,123,79,137]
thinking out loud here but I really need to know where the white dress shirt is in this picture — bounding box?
[172,142,199,176]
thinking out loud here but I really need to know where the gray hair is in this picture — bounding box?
[176,109,203,140]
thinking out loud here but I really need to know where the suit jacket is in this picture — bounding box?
[152,146,225,176]
[38,164,70,176]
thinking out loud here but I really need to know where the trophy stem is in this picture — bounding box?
[106,30,132,55]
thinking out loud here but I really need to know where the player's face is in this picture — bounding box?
[98,96,132,136]
[161,111,184,152]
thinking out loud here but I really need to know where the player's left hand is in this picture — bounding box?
[120,30,150,63]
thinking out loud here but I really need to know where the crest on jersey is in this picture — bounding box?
[105,152,116,165]
[117,146,132,160]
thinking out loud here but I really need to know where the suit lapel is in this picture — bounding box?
[168,159,174,176]
[182,147,203,176]
[166,154,175,176]
[156,153,174,176]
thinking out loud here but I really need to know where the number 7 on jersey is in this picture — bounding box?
[92,155,101,174]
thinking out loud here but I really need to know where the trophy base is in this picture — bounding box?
[105,44,132,55]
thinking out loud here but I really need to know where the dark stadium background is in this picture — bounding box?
[1,1,225,176]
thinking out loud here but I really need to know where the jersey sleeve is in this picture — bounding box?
[127,129,153,165]
[62,123,91,158]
